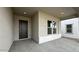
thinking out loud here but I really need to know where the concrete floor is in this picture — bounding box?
[9,38,79,52]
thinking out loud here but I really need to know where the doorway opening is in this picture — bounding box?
[19,20,28,39]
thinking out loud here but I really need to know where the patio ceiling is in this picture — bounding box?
[12,7,79,20]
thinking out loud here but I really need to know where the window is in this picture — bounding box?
[48,21,52,34]
[66,24,72,33]
[47,20,57,34]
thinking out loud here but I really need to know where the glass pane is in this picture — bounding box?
[67,24,72,28]
[48,28,52,34]
[48,21,52,27]
[53,21,56,28]
[53,28,56,34]
[67,29,72,33]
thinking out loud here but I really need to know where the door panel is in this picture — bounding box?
[19,20,28,39]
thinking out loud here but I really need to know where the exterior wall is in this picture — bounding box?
[14,15,31,41]
[0,8,13,51]
[38,11,61,44]
[61,18,79,39]
[31,12,39,43]
[14,11,62,44]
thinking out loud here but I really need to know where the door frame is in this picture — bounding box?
[19,20,29,40]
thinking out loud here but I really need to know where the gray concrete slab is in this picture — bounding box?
[9,38,79,52]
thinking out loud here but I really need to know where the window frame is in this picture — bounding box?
[66,24,73,34]
[47,20,57,34]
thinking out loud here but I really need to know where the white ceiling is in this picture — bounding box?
[13,7,78,18]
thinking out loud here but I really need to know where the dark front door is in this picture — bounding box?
[19,20,28,39]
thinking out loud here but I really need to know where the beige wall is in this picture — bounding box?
[31,12,39,43]
[38,11,61,44]
[14,15,31,41]
[0,8,13,51]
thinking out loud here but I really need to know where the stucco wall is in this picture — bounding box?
[61,18,79,39]
[31,12,39,43]
[0,8,13,51]
[38,11,61,44]
[14,15,31,41]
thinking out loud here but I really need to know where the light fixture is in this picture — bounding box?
[60,12,64,15]
[24,12,27,14]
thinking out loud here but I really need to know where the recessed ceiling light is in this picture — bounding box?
[24,12,27,14]
[60,12,64,15]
